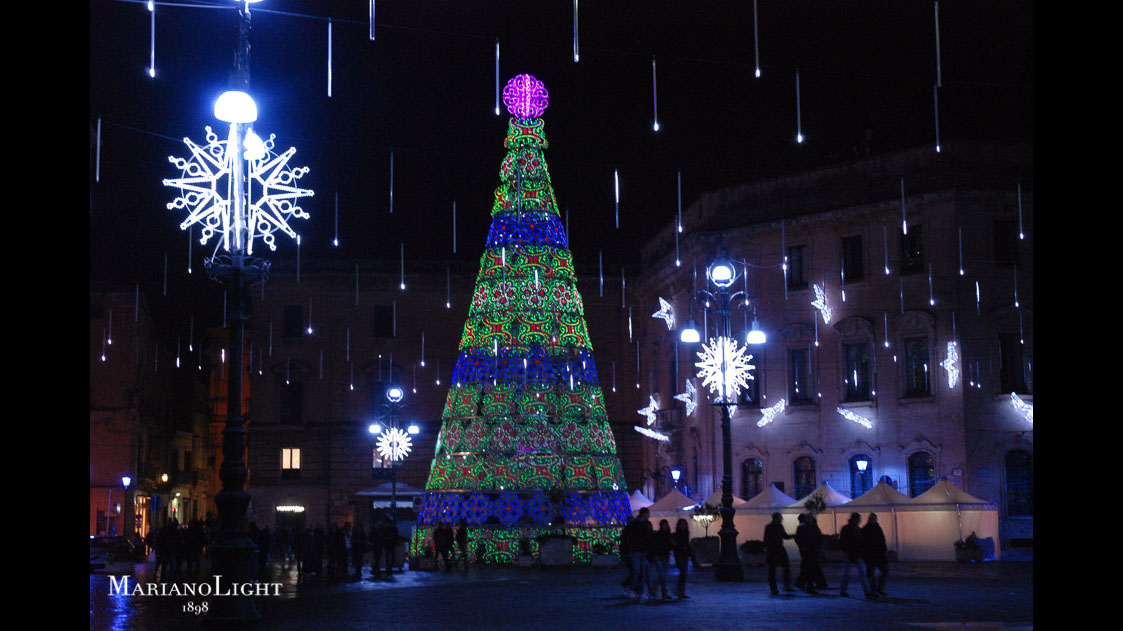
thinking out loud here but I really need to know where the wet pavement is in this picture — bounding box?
[91,558,1032,630]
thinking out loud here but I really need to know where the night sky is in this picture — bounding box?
[89,0,1032,340]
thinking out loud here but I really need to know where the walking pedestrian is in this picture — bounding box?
[367,521,384,578]
[862,513,889,597]
[619,507,651,600]
[793,513,810,591]
[646,519,673,601]
[671,518,697,599]
[455,519,470,571]
[434,522,455,571]
[764,512,795,596]
[350,525,369,580]
[380,516,399,577]
[838,513,874,599]
[804,513,828,591]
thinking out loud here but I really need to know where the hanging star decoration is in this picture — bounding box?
[1010,393,1033,424]
[633,425,670,442]
[811,283,832,324]
[695,337,755,403]
[637,395,659,425]
[940,341,960,389]
[673,380,697,416]
[652,297,675,330]
[836,407,873,429]
[756,398,787,428]
[375,427,413,462]
[164,126,313,257]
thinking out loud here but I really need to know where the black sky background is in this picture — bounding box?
[89,0,1032,341]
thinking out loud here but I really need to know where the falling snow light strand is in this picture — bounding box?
[296,235,301,282]
[1017,182,1025,239]
[599,251,604,297]
[753,0,761,78]
[572,0,579,62]
[389,149,394,214]
[307,296,313,334]
[107,309,113,345]
[420,331,426,367]
[95,118,102,182]
[327,19,333,98]
[900,178,908,235]
[446,266,451,309]
[934,1,942,88]
[333,190,339,247]
[795,70,803,143]
[621,267,626,308]
[651,57,660,132]
[883,225,890,275]
[933,84,941,152]
[187,227,193,274]
[883,312,890,348]
[614,168,619,229]
[147,1,155,78]
[958,226,964,275]
[399,242,405,290]
[369,0,375,40]
[494,39,500,115]
[676,170,683,232]
[928,264,935,306]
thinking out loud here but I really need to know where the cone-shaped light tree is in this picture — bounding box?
[412,74,629,565]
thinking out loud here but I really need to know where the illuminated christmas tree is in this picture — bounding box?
[412,74,629,565]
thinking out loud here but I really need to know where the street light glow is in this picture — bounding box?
[214,90,258,123]
[386,386,404,403]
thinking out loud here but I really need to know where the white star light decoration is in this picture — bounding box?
[633,426,671,442]
[695,336,755,403]
[811,283,832,324]
[940,341,960,389]
[375,427,413,462]
[1010,393,1033,424]
[637,395,659,425]
[652,297,675,330]
[756,398,787,427]
[836,407,873,429]
[674,380,697,416]
[164,126,313,256]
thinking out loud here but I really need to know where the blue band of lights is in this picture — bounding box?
[418,490,630,526]
[485,211,568,249]
[451,347,598,386]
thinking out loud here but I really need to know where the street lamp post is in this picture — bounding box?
[678,252,767,582]
[371,386,417,524]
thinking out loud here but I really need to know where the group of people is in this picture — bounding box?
[764,511,889,599]
[618,507,698,602]
[145,517,209,581]
[431,519,470,571]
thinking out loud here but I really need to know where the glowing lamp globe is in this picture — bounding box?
[680,318,701,344]
[856,459,869,472]
[502,74,549,119]
[214,90,258,124]
[407,424,420,435]
[747,318,767,345]
[386,386,404,403]
[708,259,736,287]
[368,423,382,435]
[121,476,132,488]
[671,468,682,482]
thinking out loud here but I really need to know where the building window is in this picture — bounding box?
[788,347,813,404]
[993,220,1019,268]
[787,245,808,290]
[901,225,924,274]
[793,456,816,499]
[998,333,1028,394]
[841,235,864,283]
[280,379,304,423]
[372,305,395,338]
[907,451,935,497]
[902,335,930,397]
[741,458,763,500]
[281,447,301,480]
[283,305,304,339]
[843,342,872,401]
[1004,450,1032,517]
[849,454,873,499]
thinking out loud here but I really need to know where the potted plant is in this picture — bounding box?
[536,533,576,566]
[517,538,534,567]
[955,534,984,563]
[690,504,721,566]
[739,540,766,567]
[590,542,618,567]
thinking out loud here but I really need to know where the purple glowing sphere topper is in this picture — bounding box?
[502,74,549,119]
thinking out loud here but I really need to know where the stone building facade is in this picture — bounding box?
[630,143,1032,548]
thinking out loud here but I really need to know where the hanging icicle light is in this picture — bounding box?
[934,1,942,88]
[369,0,376,39]
[1017,182,1025,239]
[306,296,313,335]
[446,266,451,309]
[187,226,193,274]
[147,1,155,78]
[795,70,803,143]
[327,19,333,98]
[928,264,935,306]
[676,170,683,233]
[494,38,501,115]
[400,242,405,290]
[933,84,941,152]
[975,280,981,316]
[599,251,604,297]
[883,312,890,348]
[333,190,339,247]
[958,226,965,276]
[572,0,580,62]
[614,168,620,229]
[651,56,660,132]
[883,225,890,275]
[101,329,107,362]
[900,178,908,235]
[420,331,426,367]
[753,0,761,78]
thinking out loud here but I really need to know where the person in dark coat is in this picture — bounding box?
[367,521,383,578]
[671,518,698,599]
[793,513,810,591]
[763,512,795,595]
[434,523,455,571]
[646,519,673,600]
[379,516,399,577]
[838,512,873,598]
[619,507,650,600]
[862,513,889,596]
[350,525,369,580]
[804,513,828,591]
[455,519,470,571]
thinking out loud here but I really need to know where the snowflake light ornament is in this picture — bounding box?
[164,126,313,257]
[673,379,697,416]
[940,341,960,389]
[652,297,675,330]
[637,395,659,425]
[375,427,413,461]
[1010,393,1033,424]
[836,407,873,429]
[695,336,755,403]
[756,398,787,428]
[633,425,670,442]
[811,283,832,324]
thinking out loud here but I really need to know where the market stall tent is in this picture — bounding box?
[898,480,1001,560]
[628,489,654,512]
[843,481,913,556]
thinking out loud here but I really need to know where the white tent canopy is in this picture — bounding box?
[788,481,852,508]
[912,479,993,506]
[847,480,912,507]
[742,484,797,508]
[645,488,696,513]
[629,489,654,511]
[703,489,748,508]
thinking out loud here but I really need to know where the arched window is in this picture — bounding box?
[1005,450,1032,517]
[849,454,873,499]
[907,451,936,497]
[793,456,816,499]
[741,458,763,499]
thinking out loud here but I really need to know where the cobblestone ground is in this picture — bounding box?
[91,559,1032,631]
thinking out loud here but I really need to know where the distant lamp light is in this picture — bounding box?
[407,424,420,435]
[386,386,404,403]
[161,473,169,483]
[671,468,682,482]
[856,459,869,472]
[368,423,382,435]
[121,476,132,488]
[214,90,258,124]
[747,318,767,345]
[680,318,701,344]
